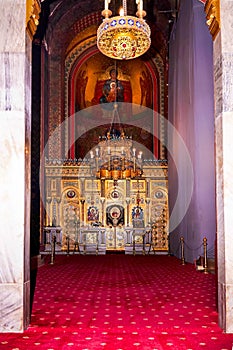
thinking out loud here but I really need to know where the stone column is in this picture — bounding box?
[0,0,38,332]
[206,0,233,333]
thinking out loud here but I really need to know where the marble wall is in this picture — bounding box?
[214,0,233,334]
[0,1,31,332]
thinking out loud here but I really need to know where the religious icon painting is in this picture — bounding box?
[106,205,124,226]
[109,206,121,219]
[132,206,144,220]
[87,206,99,221]
[111,190,119,199]
[155,190,164,199]
[67,189,76,198]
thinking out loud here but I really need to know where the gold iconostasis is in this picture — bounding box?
[43,132,169,254]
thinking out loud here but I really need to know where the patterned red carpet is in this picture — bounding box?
[1,254,233,350]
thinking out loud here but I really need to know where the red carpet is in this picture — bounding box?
[1,255,233,349]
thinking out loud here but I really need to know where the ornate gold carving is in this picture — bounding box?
[26,0,41,39]
[205,0,220,40]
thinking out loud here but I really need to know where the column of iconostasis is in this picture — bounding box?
[150,182,169,251]
[43,164,169,253]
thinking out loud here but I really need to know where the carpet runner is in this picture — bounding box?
[1,254,233,349]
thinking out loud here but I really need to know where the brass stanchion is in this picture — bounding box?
[50,235,56,265]
[180,236,185,265]
[203,237,208,274]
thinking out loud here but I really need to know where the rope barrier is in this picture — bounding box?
[184,241,203,251]
[170,234,215,272]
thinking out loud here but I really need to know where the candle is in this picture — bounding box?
[105,0,108,11]
[133,148,136,157]
[96,148,99,156]
[90,151,94,159]
[139,0,143,11]
[107,146,111,155]
[119,7,124,16]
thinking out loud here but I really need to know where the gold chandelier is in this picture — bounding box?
[97,0,151,60]
[95,131,143,180]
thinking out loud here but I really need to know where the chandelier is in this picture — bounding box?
[89,130,143,181]
[97,0,151,60]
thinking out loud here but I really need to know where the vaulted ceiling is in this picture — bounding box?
[35,0,180,56]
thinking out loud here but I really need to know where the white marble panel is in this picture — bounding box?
[25,34,32,118]
[213,28,221,63]
[225,284,233,333]
[0,111,25,284]
[220,0,233,52]
[222,112,233,283]
[218,281,226,331]
[0,1,26,52]
[216,112,233,333]
[222,54,233,112]
[0,107,31,331]
[0,53,25,112]
[214,53,233,114]
[0,284,23,332]
[213,54,222,116]
[215,114,225,281]
[216,112,233,279]
[0,1,31,332]
[218,282,233,334]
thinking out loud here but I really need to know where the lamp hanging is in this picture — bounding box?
[97,0,151,60]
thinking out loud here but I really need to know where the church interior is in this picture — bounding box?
[34,0,174,258]
[2,0,233,345]
[30,0,215,260]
